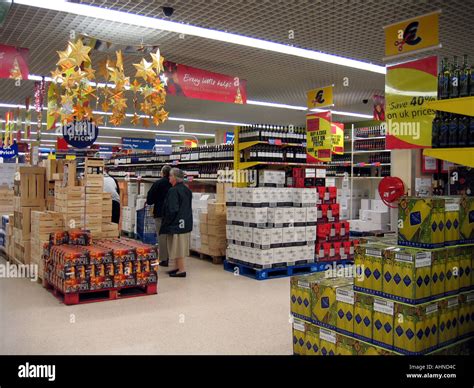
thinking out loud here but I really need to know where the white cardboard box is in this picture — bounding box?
[365,210,389,225]
[225,187,236,203]
[306,207,318,223]
[248,207,268,224]
[226,225,234,240]
[306,225,317,242]
[242,227,253,243]
[270,228,283,245]
[371,200,387,212]
[294,208,307,224]
[253,228,272,246]
[282,227,296,244]
[361,199,370,211]
[234,225,244,242]
[267,208,285,224]
[283,207,295,224]
[294,227,307,243]
[259,170,285,185]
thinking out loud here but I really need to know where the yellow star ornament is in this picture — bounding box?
[150,49,165,72]
[133,58,155,80]
[68,39,92,66]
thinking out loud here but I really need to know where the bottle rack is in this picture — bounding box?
[106,144,235,183]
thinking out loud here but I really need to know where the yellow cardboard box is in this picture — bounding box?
[292,319,306,355]
[336,285,355,336]
[438,297,459,347]
[459,196,474,244]
[311,277,352,330]
[431,248,447,299]
[336,333,357,355]
[372,297,395,349]
[304,323,320,356]
[398,197,445,249]
[393,248,432,304]
[394,301,439,355]
[445,246,461,296]
[319,327,337,356]
[458,292,474,339]
[444,197,461,246]
[354,292,374,343]
[459,246,472,292]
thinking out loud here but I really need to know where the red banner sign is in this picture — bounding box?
[0,44,29,80]
[163,61,246,104]
[306,111,333,163]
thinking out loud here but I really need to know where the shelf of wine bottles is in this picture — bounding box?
[368,153,391,164]
[106,144,234,167]
[354,138,386,151]
[238,125,306,144]
[354,124,386,138]
[432,55,474,148]
[242,144,307,163]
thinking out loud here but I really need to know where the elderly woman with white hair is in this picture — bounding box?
[160,168,193,278]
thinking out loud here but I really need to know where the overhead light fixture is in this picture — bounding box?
[16,0,386,74]
[309,108,373,119]
[247,100,307,111]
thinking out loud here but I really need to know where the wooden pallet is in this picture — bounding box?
[43,279,157,305]
[189,249,224,265]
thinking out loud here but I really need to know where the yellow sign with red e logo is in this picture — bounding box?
[307,85,334,109]
[384,11,441,59]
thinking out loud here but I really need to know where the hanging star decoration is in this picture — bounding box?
[50,40,168,127]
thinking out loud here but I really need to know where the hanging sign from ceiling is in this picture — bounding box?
[306,111,332,163]
[0,141,18,159]
[331,122,344,155]
[383,11,441,60]
[62,120,99,149]
[0,44,29,80]
[385,56,437,149]
[307,85,334,109]
[163,61,247,105]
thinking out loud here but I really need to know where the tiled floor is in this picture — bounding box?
[0,257,292,355]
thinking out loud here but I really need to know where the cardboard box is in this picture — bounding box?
[394,301,438,355]
[398,197,445,249]
[438,297,459,347]
[259,170,285,185]
[14,167,46,207]
[444,197,461,246]
[311,277,352,330]
[216,183,232,203]
[336,285,355,336]
[208,203,226,217]
[336,334,357,355]
[225,186,236,204]
[267,208,285,225]
[292,319,307,355]
[459,196,474,243]
[270,228,283,246]
[459,246,472,291]
[247,207,267,224]
[208,224,226,236]
[283,207,295,225]
[319,328,337,356]
[282,227,296,245]
[445,246,460,296]
[45,159,65,181]
[354,293,374,342]
[226,225,234,241]
[458,292,474,339]
[13,205,46,240]
[306,207,318,224]
[200,222,208,235]
[393,248,432,304]
[252,228,271,247]
[364,210,389,225]
[372,297,395,349]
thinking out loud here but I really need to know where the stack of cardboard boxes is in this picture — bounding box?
[31,211,64,278]
[13,167,46,263]
[190,192,214,252]
[121,182,138,235]
[0,185,14,258]
[291,195,474,356]
[44,159,66,211]
[226,187,317,267]
[200,202,227,257]
[82,158,105,236]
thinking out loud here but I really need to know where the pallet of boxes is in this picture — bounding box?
[0,185,14,259]
[13,167,47,265]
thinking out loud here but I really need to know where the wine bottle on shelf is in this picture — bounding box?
[458,115,469,146]
[469,116,474,146]
[439,113,449,148]
[450,56,460,98]
[459,54,470,97]
[440,57,450,99]
[448,114,459,147]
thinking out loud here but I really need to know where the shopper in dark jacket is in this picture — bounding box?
[146,165,172,266]
[160,168,193,278]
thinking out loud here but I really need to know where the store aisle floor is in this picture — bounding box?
[0,257,292,355]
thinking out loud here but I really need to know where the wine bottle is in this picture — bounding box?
[459,55,470,97]
[469,116,474,146]
[439,113,449,148]
[432,111,441,148]
[458,115,469,147]
[450,56,460,98]
[448,114,459,147]
[441,57,450,99]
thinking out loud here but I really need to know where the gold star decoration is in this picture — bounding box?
[133,58,155,80]
[150,48,164,72]
[92,115,104,126]
[130,79,142,93]
[130,113,140,126]
[68,39,92,66]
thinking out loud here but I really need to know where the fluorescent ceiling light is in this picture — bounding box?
[247,100,307,111]
[309,108,373,119]
[16,0,386,74]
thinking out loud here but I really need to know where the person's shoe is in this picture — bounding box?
[169,272,187,278]
[159,260,169,267]
[166,269,179,275]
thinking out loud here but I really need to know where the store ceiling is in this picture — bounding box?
[0,0,472,143]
